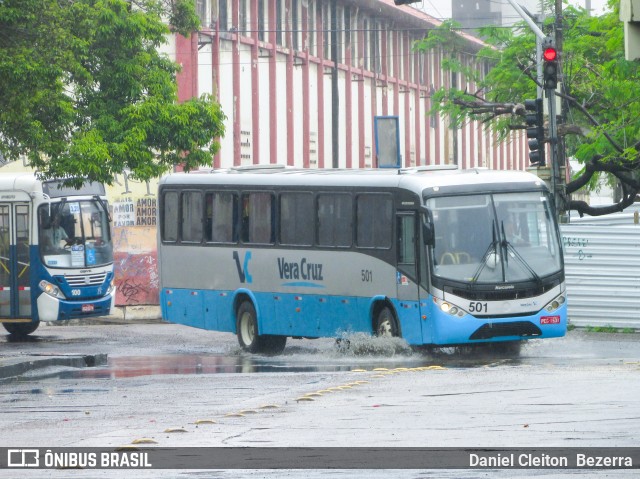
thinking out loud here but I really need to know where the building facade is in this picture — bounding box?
[170,0,528,172]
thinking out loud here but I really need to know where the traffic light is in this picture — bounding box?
[542,45,558,90]
[524,98,545,166]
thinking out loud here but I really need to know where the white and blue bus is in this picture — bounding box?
[158,166,567,354]
[0,173,116,337]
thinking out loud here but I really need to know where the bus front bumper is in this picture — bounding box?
[36,290,116,322]
[428,303,568,346]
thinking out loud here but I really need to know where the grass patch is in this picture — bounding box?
[585,325,636,334]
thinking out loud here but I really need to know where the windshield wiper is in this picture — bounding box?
[94,194,112,222]
[50,198,67,224]
[471,220,498,285]
[500,221,541,285]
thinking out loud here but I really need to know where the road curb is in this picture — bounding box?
[0,353,108,381]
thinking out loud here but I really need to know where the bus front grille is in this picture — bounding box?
[449,284,553,301]
[469,321,542,340]
[63,273,108,287]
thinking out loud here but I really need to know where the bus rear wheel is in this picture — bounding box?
[374,306,399,338]
[236,301,286,355]
[3,321,39,337]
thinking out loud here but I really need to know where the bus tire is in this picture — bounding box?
[261,335,287,355]
[3,321,39,337]
[374,306,399,338]
[236,301,286,355]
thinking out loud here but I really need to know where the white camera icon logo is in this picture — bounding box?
[7,449,40,467]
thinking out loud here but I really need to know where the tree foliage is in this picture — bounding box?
[416,1,640,216]
[0,0,225,187]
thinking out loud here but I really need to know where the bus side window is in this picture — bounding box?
[317,193,352,247]
[181,191,204,243]
[280,192,314,246]
[241,192,274,244]
[357,194,392,249]
[162,191,179,242]
[207,191,237,243]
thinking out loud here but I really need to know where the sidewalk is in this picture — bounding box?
[0,352,108,382]
[0,305,162,381]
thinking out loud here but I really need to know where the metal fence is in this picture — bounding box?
[561,213,640,329]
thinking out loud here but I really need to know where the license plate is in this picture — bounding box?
[540,315,560,325]
[82,304,94,312]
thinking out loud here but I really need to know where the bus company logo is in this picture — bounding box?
[7,449,39,467]
[233,251,253,283]
[494,285,515,290]
[277,257,324,282]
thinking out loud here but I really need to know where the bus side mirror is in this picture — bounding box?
[420,208,434,245]
[422,222,434,245]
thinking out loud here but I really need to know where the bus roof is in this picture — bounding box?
[0,172,43,194]
[0,172,107,198]
[159,166,548,195]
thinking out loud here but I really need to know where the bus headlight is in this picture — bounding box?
[434,297,466,317]
[106,280,116,295]
[39,280,65,299]
[545,294,566,312]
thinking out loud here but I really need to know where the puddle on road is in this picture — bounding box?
[5,333,521,382]
[57,355,415,379]
[58,350,518,380]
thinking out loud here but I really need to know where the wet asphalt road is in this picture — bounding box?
[0,321,639,478]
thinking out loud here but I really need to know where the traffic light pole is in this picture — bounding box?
[505,0,545,39]
[547,89,561,217]
[507,0,564,218]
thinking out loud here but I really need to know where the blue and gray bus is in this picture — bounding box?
[0,173,116,337]
[158,166,567,354]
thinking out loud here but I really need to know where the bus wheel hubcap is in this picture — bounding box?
[241,313,255,343]
[378,320,393,337]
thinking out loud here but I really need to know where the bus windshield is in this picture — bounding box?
[39,200,113,268]
[427,191,562,284]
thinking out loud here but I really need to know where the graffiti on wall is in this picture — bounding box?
[113,223,159,306]
[115,251,159,305]
[562,235,593,262]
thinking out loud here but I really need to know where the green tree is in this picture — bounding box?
[416,2,640,216]
[0,0,225,187]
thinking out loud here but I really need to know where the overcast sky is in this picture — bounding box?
[417,0,611,21]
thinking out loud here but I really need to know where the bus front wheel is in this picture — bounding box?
[3,321,40,337]
[374,306,399,338]
[236,301,286,355]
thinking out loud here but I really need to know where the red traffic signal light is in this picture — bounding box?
[542,47,558,90]
[543,47,557,62]
[541,37,559,90]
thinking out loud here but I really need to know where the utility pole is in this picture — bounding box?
[554,0,568,221]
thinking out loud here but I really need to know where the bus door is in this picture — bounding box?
[0,203,31,319]
[396,212,425,342]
